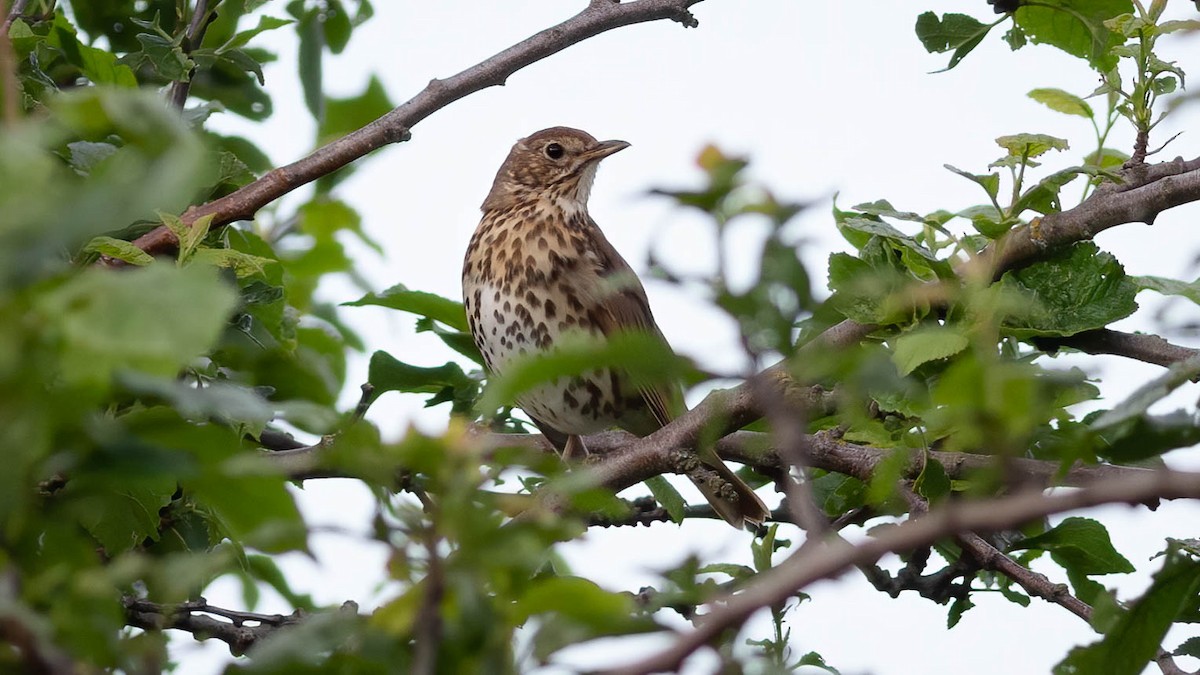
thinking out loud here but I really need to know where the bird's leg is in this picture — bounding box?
[562,434,590,462]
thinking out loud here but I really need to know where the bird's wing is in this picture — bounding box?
[583,218,683,430]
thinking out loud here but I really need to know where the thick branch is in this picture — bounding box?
[607,468,1200,675]
[112,0,704,261]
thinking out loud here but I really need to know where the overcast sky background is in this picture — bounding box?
[180,2,1200,673]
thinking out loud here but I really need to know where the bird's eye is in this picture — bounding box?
[545,143,565,159]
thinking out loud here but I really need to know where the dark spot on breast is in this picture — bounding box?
[544,299,557,319]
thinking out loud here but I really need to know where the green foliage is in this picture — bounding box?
[0,0,1197,673]
[1056,544,1200,675]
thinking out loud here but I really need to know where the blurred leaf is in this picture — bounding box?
[81,236,154,266]
[64,473,177,554]
[1028,88,1094,118]
[35,264,237,387]
[1134,275,1200,305]
[1091,356,1200,430]
[317,75,393,145]
[117,371,274,438]
[809,472,867,517]
[479,332,680,416]
[292,3,325,120]
[891,325,969,376]
[644,476,686,523]
[1055,546,1200,675]
[913,455,951,503]
[219,15,294,52]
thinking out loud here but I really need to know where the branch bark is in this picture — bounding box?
[123,596,356,656]
[1033,328,1200,373]
[607,468,1200,675]
[107,0,705,263]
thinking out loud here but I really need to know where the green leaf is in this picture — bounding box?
[997,242,1138,338]
[1094,410,1200,463]
[1014,0,1131,72]
[809,472,867,517]
[1174,636,1200,659]
[944,164,1001,201]
[1012,517,1135,575]
[891,325,969,376]
[294,4,325,120]
[515,576,653,661]
[479,332,681,416]
[81,236,154,266]
[914,12,998,71]
[1091,356,1200,430]
[1055,547,1200,675]
[116,371,275,438]
[346,284,468,331]
[644,476,686,523]
[368,351,480,413]
[65,473,177,554]
[1028,88,1094,117]
[191,247,277,278]
[35,264,238,387]
[415,317,484,365]
[1012,166,1107,216]
[219,15,293,52]
[1134,275,1200,305]
[796,651,842,674]
[913,455,951,503]
[947,595,975,629]
[995,133,1070,159]
[135,32,194,82]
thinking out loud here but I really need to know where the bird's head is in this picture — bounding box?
[482,127,629,211]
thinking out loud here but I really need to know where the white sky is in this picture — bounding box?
[181,1,1200,673]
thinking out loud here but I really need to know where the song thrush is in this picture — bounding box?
[462,127,768,528]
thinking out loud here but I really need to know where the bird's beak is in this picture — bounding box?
[584,139,631,162]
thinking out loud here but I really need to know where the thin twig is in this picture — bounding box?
[105,0,706,263]
[166,0,213,109]
[411,487,444,675]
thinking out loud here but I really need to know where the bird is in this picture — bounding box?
[462,126,769,528]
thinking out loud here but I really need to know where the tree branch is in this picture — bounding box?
[606,468,1200,675]
[107,0,705,263]
[166,0,214,109]
[123,596,356,656]
[972,156,1200,281]
[1033,328,1200,374]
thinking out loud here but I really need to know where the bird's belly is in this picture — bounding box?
[465,281,622,434]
